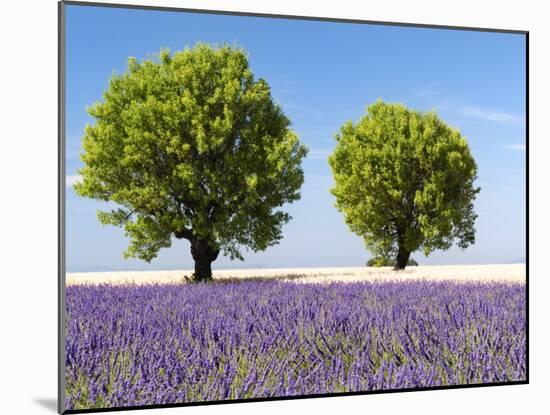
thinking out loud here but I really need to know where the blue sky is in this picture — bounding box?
[65,5,526,272]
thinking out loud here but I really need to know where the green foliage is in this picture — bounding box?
[366,257,418,267]
[329,101,479,266]
[75,44,308,263]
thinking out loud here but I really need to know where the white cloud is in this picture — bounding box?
[279,101,321,117]
[412,83,447,106]
[414,85,525,127]
[458,106,525,126]
[505,144,526,151]
[66,174,83,187]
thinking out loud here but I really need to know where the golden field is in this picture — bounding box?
[66,263,526,286]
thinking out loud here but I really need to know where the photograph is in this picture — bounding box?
[60,2,527,412]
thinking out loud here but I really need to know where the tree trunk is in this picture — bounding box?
[193,256,213,282]
[394,245,411,270]
[190,239,219,282]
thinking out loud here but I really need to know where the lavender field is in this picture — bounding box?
[65,280,526,410]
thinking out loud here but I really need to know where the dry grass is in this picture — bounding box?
[66,263,526,286]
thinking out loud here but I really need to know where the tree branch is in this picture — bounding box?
[174,227,193,240]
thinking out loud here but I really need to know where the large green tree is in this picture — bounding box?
[329,101,480,270]
[75,44,308,281]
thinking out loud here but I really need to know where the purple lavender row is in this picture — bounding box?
[65,280,526,410]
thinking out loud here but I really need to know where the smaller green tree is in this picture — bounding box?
[329,101,480,270]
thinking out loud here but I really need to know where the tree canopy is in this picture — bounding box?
[75,44,308,281]
[329,101,480,269]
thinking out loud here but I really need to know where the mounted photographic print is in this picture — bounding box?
[58,1,528,413]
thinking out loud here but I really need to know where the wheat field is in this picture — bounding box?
[66,263,525,286]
